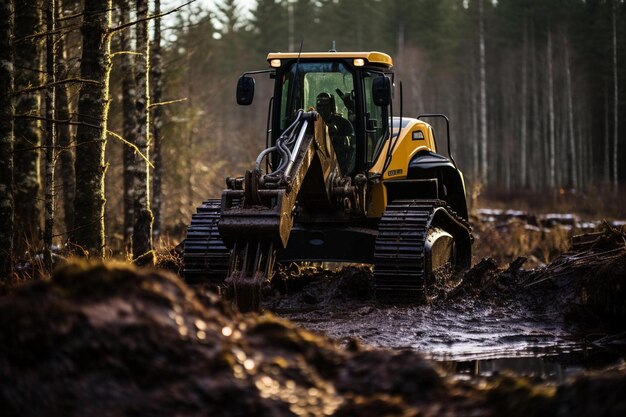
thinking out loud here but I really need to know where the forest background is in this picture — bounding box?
[1,0,625,269]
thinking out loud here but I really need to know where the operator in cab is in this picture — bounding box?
[316,92,355,174]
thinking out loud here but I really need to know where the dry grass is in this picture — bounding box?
[472,219,572,268]
[468,183,626,268]
[472,185,626,219]
[153,236,184,275]
[1,236,184,295]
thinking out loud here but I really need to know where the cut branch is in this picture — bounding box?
[111,50,142,58]
[106,130,154,168]
[148,97,187,109]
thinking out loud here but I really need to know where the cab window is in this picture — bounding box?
[279,61,357,174]
[363,72,388,166]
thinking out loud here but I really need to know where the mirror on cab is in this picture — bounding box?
[372,75,391,107]
[236,76,255,105]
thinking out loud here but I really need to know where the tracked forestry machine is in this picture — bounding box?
[183,51,472,311]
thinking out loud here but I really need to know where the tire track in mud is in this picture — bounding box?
[267,273,579,361]
[265,225,626,363]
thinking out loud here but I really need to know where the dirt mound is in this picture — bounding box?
[0,262,452,416]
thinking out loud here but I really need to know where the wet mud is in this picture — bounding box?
[2,262,626,416]
[266,265,578,361]
[265,224,626,365]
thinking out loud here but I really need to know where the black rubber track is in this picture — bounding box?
[373,199,472,301]
[182,199,230,285]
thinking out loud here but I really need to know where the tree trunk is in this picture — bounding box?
[56,0,75,238]
[520,15,528,187]
[529,21,540,190]
[287,1,294,52]
[43,0,56,268]
[71,0,112,258]
[547,28,556,189]
[478,0,488,185]
[151,0,163,241]
[563,30,577,189]
[0,0,15,278]
[13,0,42,252]
[613,0,619,192]
[471,54,479,181]
[132,0,154,266]
[604,80,610,184]
[118,0,136,250]
[185,12,195,210]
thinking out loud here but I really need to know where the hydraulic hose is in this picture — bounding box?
[255,146,276,170]
[257,110,305,177]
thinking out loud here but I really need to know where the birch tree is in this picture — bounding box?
[56,0,75,236]
[613,0,619,192]
[530,21,540,189]
[132,0,155,265]
[151,0,163,241]
[604,80,611,183]
[43,0,56,268]
[520,15,528,187]
[547,28,556,189]
[118,0,137,249]
[479,0,488,185]
[563,30,578,189]
[0,0,15,277]
[185,12,195,210]
[71,0,112,257]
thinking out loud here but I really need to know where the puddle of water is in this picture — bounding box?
[439,347,626,383]
[276,296,626,379]
[268,263,626,381]
[279,298,577,360]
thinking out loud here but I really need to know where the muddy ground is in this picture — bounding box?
[2,261,626,416]
[267,257,625,360]
[267,265,577,361]
[264,221,626,373]
[1,213,626,415]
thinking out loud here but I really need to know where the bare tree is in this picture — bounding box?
[547,28,556,189]
[71,0,112,257]
[479,0,488,185]
[520,15,528,187]
[604,80,611,183]
[529,21,540,190]
[471,53,479,181]
[613,0,619,192]
[184,11,196,211]
[151,0,163,241]
[563,30,577,189]
[0,0,15,277]
[132,0,154,265]
[56,0,75,236]
[43,0,56,268]
[13,0,42,252]
[118,0,137,250]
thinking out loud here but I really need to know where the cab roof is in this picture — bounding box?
[266,51,393,68]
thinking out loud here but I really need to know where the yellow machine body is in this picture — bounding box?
[367,119,438,217]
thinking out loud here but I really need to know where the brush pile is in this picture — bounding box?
[452,223,626,325]
[527,223,626,323]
